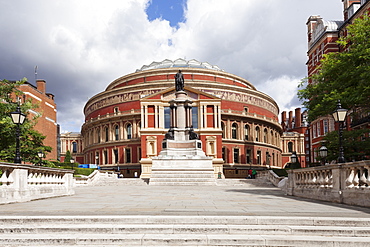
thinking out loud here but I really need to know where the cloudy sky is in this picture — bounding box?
[0,0,343,132]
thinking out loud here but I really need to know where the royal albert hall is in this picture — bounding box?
[80,59,283,178]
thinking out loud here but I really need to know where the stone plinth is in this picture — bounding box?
[148,89,216,185]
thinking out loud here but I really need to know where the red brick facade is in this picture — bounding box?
[72,59,283,178]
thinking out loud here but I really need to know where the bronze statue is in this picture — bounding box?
[175,70,184,91]
[189,126,199,140]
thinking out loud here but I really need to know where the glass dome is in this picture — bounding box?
[136,58,224,72]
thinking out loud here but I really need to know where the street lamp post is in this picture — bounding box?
[10,105,26,164]
[70,158,75,170]
[332,100,348,163]
[291,151,297,165]
[319,145,328,165]
[37,150,44,166]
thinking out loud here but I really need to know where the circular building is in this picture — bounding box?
[81,58,282,178]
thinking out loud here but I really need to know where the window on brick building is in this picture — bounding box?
[115,125,119,140]
[97,129,100,143]
[232,123,238,139]
[192,106,198,129]
[126,123,132,139]
[114,149,119,164]
[244,124,249,140]
[104,150,108,164]
[323,120,328,134]
[125,148,131,163]
[164,107,170,129]
[255,126,260,142]
[105,127,109,142]
[221,122,225,138]
[288,142,293,153]
[233,148,239,163]
[263,128,268,143]
[72,142,77,153]
[246,149,251,163]
[257,151,261,165]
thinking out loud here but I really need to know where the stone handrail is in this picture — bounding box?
[258,170,285,187]
[0,162,74,204]
[75,170,116,186]
[287,160,370,207]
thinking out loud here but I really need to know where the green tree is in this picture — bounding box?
[298,13,370,122]
[64,150,72,165]
[0,79,52,163]
[322,129,370,162]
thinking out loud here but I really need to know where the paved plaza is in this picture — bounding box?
[1,181,370,217]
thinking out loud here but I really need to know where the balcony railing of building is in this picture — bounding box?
[85,109,141,124]
[0,162,74,204]
[287,160,370,207]
[220,109,279,124]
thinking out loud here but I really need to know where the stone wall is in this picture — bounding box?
[287,160,370,207]
[0,162,74,204]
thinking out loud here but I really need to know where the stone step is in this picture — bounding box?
[1,216,370,246]
[2,216,370,226]
[1,233,370,246]
[1,224,370,236]
[150,173,215,178]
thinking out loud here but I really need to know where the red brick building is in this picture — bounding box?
[306,0,370,164]
[68,59,284,178]
[280,108,308,168]
[15,80,58,160]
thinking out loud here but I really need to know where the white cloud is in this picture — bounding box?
[0,0,343,132]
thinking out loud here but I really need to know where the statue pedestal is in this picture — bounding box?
[149,140,216,186]
[149,89,216,185]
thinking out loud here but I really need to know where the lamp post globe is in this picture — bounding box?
[37,150,44,166]
[332,100,348,163]
[291,152,297,164]
[319,145,328,165]
[10,105,26,164]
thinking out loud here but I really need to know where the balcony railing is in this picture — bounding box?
[287,160,370,207]
[0,162,74,204]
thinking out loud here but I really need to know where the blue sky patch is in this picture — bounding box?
[146,0,186,28]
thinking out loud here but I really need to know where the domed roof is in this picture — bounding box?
[136,58,224,72]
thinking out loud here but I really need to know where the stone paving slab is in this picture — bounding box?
[0,182,370,217]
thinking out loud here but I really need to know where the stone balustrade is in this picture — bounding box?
[0,162,74,204]
[75,170,117,186]
[287,160,370,207]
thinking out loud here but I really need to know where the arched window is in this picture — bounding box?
[72,142,77,153]
[270,130,274,144]
[104,127,109,142]
[115,125,119,141]
[288,142,293,153]
[244,124,250,140]
[221,122,225,138]
[232,123,238,139]
[126,123,132,139]
[255,126,260,142]
[97,128,101,143]
[264,128,268,143]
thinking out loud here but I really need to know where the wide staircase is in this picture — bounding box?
[1,215,370,246]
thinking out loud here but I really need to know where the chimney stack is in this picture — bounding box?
[288,111,293,130]
[36,79,46,94]
[295,108,302,128]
